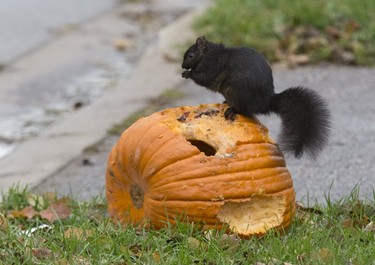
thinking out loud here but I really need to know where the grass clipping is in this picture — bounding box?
[217,194,286,235]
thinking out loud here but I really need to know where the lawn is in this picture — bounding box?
[0,186,374,264]
[194,0,375,65]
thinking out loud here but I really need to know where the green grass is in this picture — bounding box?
[0,186,374,264]
[194,0,375,65]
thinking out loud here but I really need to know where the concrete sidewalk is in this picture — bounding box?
[0,1,209,192]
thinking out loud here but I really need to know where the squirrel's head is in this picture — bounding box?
[182,36,208,70]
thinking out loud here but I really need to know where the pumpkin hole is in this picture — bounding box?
[188,139,217,156]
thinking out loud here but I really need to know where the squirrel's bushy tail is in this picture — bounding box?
[270,87,331,159]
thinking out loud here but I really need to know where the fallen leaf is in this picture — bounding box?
[341,218,353,228]
[43,192,58,203]
[325,26,341,39]
[40,202,71,223]
[295,201,323,223]
[204,229,216,241]
[286,54,310,67]
[163,53,179,63]
[129,244,143,258]
[56,196,73,205]
[364,221,375,232]
[186,237,201,250]
[297,253,307,263]
[217,233,240,254]
[27,194,45,209]
[345,20,360,34]
[73,256,91,265]
[32,248,54,260]
[166,233,184,245]
[0,251,9,260]
[87,203,108,222]
[64,227,92,239]
[152,252,161,262]
[11,206,38,220]
[267,258,282,265]
[0,213,7,231]
[113,38,134,51]
[54,258,69,265]
[312,247,333,263]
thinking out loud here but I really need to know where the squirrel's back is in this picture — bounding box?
[221,47,275,115]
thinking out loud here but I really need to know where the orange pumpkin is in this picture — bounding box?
[106,104,295,236]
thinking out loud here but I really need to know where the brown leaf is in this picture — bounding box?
[325,26,341,39]
[341,218,353,228]
[113,38,134,51]
[0,251,9,260]
[163,52,179,63]
[54,258,69,265]
[128,244,143,259]
[43,192,58,203]
[267,258,282,265]
[11,206,38,220]
[73,256,91,265]
[295,201,323,223]
[345,20,360,34]
[56,196,74,205]
[152,252,161,262]
[87,203,108,223]
[217,233,240,254]
[40,202,71,223]
[297,253,307,263]
[286,54,310,67]
[0,213,7,231]
[296,201,323,214]
[186,237,201,250]
[64,227,92,239]
[32,248,53,259]
[312,247,333,263]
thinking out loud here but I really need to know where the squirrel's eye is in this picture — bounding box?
[188,52,195,59]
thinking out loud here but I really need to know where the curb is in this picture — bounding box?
[0,6,207,193]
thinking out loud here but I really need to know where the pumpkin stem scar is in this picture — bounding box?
[130,185,144,209]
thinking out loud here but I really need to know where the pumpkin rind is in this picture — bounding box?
[106,104,295,236]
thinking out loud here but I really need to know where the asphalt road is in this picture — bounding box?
[37,66,375,205]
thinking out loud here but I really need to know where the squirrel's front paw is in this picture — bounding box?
[224,107,237,121]
[182,70,191,79]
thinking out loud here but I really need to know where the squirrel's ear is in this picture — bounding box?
[196,36,207,51]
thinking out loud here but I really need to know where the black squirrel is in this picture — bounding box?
[181,36,330,159]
